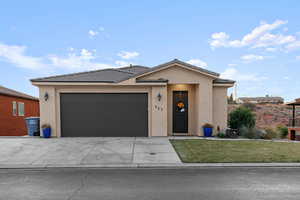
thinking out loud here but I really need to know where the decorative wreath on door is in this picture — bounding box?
[176,101,185,112]
[177,102,185,109]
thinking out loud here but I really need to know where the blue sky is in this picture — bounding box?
[1,0,300,101]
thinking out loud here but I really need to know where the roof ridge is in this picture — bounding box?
[118,65,149,70]
[113,68,135,74]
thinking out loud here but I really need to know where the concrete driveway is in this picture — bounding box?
[0,137,181,167]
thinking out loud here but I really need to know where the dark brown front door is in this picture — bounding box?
[173,91,188,133]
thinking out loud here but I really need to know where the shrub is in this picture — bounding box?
[241,102,256,111]
[229,106,256,130]
[217,132,226,138]
[240,126,262,139]
[262,128,278,140]
[240,126,257,139]
[257,129,267,139]
[277,125,288,139]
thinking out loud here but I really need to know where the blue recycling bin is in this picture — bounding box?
[25,117,40,136]
[42,127,51,138]
[203,127,213,137]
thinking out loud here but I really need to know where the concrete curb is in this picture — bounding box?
[2,163,300,169]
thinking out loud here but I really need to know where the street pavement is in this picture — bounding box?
[0,167,300,200]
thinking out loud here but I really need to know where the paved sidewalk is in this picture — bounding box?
[0,137,181,168]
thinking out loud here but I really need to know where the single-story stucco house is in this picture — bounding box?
[31,59,235,137]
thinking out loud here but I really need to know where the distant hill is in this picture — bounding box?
[228,104,300,129]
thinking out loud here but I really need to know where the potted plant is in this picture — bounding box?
[203,123,214,137]
[41,124,51,138]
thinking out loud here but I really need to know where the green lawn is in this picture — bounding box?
[170,139,300,163]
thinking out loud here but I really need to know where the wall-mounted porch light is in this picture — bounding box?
[44,92,49,101]
[157,93,162,101]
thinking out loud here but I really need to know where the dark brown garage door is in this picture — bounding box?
[60,93,148,137]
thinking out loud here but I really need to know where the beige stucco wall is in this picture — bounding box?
[37,84,170,137]
[138,65,218,136]
[196,81,213,136]
[151,86,168,136]
[213,86,228,134]
[138,65,215,84]
[39,86,57,136]
[35,64,232,137]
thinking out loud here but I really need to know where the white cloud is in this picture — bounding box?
[0,43,47,69]
[117,51,139,59]
[296,56,300,60]
[265,47,277,52]
[241,54,264,62]
[253,33,296,48]
[210,32,230,48]
[88,30,99,38]
[221,68,268,82]
[48,48,113,70]
[88,27,109,39]
[186,59,207,68]
[228,63,237,67]
[286,41,300,51]
[0,42,117,71]
[209,20,298,50]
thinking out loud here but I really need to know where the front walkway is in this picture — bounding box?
[0,137,181,167]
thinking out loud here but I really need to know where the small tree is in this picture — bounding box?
[229,106,256,130]
[228,93,236,104]
[277,125,288,138]
[241,102,256,111]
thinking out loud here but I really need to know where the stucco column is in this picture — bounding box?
[39,86,57,137]
[213,86,228,133]
[196,82,213,136]
[151,86,168,136]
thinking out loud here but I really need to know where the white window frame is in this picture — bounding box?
[12,101,17,116]
[18,102,25,116]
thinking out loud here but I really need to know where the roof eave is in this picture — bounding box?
[132,59,220,80]
[31,81,167,86]
[213,83,235,87]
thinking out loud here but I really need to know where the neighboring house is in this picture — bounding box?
[31,59,235,137]
[0,85,39,136]
[238,95,284,104]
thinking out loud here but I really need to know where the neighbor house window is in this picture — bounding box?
[12,101,17,116]
[18,102,25,116]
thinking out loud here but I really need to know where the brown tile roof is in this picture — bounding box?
[30,59,234,84]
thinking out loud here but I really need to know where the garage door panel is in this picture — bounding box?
[60,93,148,137]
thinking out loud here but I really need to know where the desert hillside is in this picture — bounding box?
[228,104,300,129]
